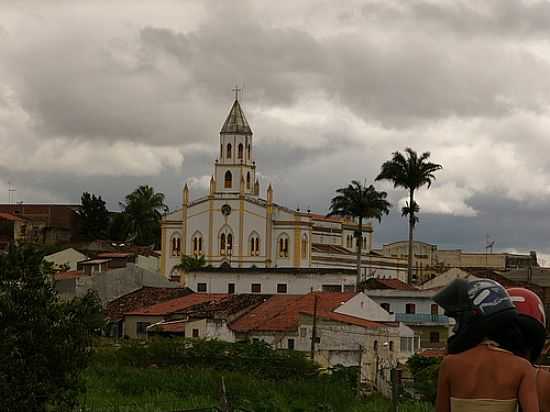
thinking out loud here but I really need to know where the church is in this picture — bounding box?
[160,95,405,280]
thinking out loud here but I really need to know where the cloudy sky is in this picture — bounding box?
[2,1,550,261]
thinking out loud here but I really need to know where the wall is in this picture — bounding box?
[135,255,160,272]
[334,292,395,322]
[45,248,88,271]
[75,264,177,304]
[123,315,164,339]
[365,291,439,315]
[185,270,356,294]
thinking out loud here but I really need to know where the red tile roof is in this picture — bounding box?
[54,270,84,280]
[371,278,418,291]
[0,212,26,222]
[97,252,134,258]
[125,293,228,316]
[300,309,385,329]
[229,292,355,333]
[155,321,186,333]
[105,287,192,320]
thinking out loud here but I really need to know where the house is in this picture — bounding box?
[183,267,358,295]
[228,292,403,384]
[104,286,192,337]
[0,212,44,248]
[0,204,81,244]
[418,267,533,291]
[77,258,112,275]
[364,288,449,349]
[45,247,88,271]
[375,240,538,283]
[123,293,228,338]
[55,263,179,303]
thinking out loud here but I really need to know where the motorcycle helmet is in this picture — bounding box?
[507,287,547,362]
[434,278,517,354]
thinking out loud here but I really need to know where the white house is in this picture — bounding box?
[45,247,88,271]
[160,95,406,280]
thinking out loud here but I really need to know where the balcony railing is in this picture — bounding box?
[395,313,449,325]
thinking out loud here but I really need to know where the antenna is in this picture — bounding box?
[7,181,16,204]
[485,233,495,254]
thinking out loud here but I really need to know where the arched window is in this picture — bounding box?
[171,235,181,256]
[374,340,378,352]
[226,143,232,159]
[238,143,243,159]
[247,144,251,160]
[246,172,251,189]
[224,171,232,188]
[220,233,226,255]
[301,234,308,259]
[249,233,260,256]
[192,232,203,256]
[389,341,394,352]
[227,234,233,254]
[278,235,289,258]
[363,237,367,249]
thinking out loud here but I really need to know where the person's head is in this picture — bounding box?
[434,278,517,354]
[507,287,547,363]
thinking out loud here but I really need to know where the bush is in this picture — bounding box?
[406,354,442,403]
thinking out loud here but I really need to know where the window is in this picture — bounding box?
[287,339,295,350]
[238,143,243,159]
[278,236,289,258]
[322,284,342,292]
[192,233,203,256]
[226,143,232,159]
[171,236,181,256]
[227,234,233,253]
[363,237,367,249]
[373,340,378,352]
[136,322,151,337]
[300,327,307,338]
[197,283,207,293]
[192,329,199,338]
[249,234,260,256]
[389,341,394,352]
[224,170,232,188]
[381,303,391,313]
[301,234,308,259]
[251,283,261,293]
[220,230,233,256]
[247,144,251,159]
[405,303,416,314]
[228,283,235,294]
[431,304,439,316]
[220,233,226,255]
[343,284,355,292]
[430,331,440,344]
[277,283,287,294]
[246,172,251,189]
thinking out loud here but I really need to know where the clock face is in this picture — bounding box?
[221,204,232,216]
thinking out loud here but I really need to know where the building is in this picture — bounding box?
[160,96,406,281]
[376,240,538,283]
[364,287,448,349]
[0,212,36,248]
[0,204,81,244]
[44,247,89,271]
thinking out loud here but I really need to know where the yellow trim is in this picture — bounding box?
[208,196,213,258]
[160,224,166,275]
[293,214,301,267]
[239,194,244,268]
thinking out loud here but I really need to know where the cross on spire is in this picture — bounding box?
[232,85,241,101]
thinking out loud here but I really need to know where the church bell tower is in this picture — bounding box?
[214,88,257,195]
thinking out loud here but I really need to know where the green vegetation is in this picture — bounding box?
[406,354,442,404]
[328,181,391,285]
[376,148,442,283]
[78,192,111,240]
[0,244,104,411]
[81,340,434,412]
[174,254,207,273]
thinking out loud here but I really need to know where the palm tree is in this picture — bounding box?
[328,181,391,287]
[174,254,206,273]
[119,185,168,247]
[376,148,442,283]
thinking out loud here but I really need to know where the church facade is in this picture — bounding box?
[160,97,406,280]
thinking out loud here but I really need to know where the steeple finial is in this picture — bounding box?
[232,85,241,101]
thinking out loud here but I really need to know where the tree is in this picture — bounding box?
[401,200,420,228]
[376,148,442,283]
[328,181,391,287]
[174,254,207,273]
[78,192,111,240]
[0,244,104,411]
[119,185,168,247]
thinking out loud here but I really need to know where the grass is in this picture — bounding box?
[80,341,434,412]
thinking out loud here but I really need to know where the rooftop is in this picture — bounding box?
[364,278,418,291]
[125,293,228,316]
[105,286,192,320]
[186,267,356,275]
[220,99,252,135]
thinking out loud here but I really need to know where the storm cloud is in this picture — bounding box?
[1,0,550,258]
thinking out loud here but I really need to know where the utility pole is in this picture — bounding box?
[310,293,318,361]
[391,368,400,412]
[356,345,363,399]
